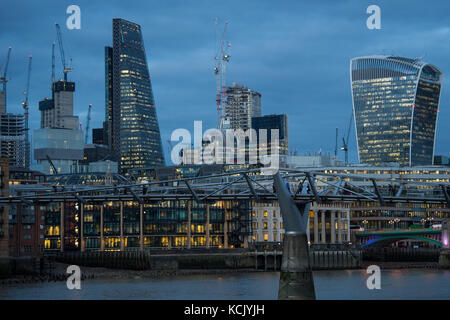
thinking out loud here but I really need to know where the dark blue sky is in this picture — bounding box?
[2,0,450,165]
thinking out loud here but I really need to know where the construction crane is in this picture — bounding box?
[84,104,92,144]
[55,23,73,81]
[334,127,338,158]
[0,46,12,108]
[214,18,231,130]
[341,111,353,166]
[51,42,55,88]
[46,155,58,175]
[22,55,32,169]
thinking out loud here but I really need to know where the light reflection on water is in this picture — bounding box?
[0,269,449,300]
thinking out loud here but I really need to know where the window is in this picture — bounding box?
[263,233,268,241]
[263,222,268,230]
[263,211,268,218]
[273,222,277,230]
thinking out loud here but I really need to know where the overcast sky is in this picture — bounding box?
[2,0,450,165]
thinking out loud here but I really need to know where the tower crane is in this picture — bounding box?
[0,46,12,108]
[341,111,353,166]
[22,55,32,169]
[55,23,73,81]
[51,42,55,87]
[214,18,231,130]
[84,104,92,144]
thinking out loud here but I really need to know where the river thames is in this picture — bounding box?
[0,269,449,300]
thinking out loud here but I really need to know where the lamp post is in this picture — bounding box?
[420,218,426,229]
[394,218,400,231]
[389,219,394,230]
[427,217,434,229]
[362,220,368,232]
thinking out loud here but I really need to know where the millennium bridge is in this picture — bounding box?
[3,168,450,248]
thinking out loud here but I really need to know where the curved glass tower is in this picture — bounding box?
[350,56,443,166]
[110,19,165,172]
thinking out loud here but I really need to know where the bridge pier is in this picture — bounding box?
[274,173,316,300]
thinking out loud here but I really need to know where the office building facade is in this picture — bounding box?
[251,114,289,159]
[107,19,165,172]
[0,113,26,168]
[351,56,443,166]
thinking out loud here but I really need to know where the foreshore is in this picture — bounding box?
[0,260,442,286]
[0,262,264,286]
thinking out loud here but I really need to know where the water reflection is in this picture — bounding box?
[0,269,449,300]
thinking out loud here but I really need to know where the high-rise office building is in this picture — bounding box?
[351,56,443,166]
[105,46,113,149]
[106,18,165,172]
[0,91,5,115]
[252,114,289,160]
[0,113,26,168]
[224,83,261,130]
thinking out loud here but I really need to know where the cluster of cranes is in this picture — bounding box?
[0,23,94,161]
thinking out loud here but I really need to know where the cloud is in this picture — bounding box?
[2,0,450,164]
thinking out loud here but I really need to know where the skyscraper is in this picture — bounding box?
[107,18,165,172]
[0,113,26,168]
[252,114,289,159]
[350,56,443,166]
[224,83,261,130]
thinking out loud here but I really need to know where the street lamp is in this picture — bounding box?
[362,220,368,231]
[426,217,434,229]
[420,218,426,228]
[388,219,394,230]
[394,218,400,230]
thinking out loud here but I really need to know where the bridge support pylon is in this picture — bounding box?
[274,173,316,300]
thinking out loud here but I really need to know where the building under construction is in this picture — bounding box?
[0,114,26,168]
[224,83,261,130]
[0,47,29,169]
[32,25,84,175]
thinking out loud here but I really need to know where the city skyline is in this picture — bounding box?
[3,1,450,165]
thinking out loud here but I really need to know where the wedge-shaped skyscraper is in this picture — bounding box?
[107,18,165,172]
[350,56,443,166]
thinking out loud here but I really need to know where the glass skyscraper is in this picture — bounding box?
[107,18,165,172]
[350,56,443,166]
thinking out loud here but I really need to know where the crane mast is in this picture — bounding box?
[55,23,73,81]
[84,104,92,144]
[214,19,231,130]
[51,42,55,87]
[341,111,353,166]
[0,46,12,110]
[22,55,32,169]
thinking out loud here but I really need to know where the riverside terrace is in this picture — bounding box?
[2,168,450,251]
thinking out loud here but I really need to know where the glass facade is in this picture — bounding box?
[111,19,165,172]
[351,56,442,166]
[251,114,289,159]
[42,199,252,251]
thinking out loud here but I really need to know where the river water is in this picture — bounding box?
[0,269,449,300]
